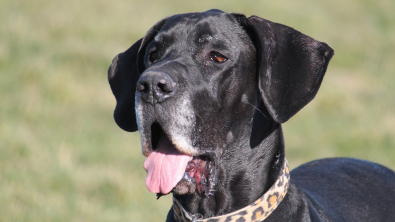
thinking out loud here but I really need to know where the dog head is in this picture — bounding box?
[108,9,333,198]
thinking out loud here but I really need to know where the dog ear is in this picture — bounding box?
[108,18,169,132]
[108,39,142,132]
[245,16,334,123]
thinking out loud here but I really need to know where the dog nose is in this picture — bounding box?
[137,71,177,105]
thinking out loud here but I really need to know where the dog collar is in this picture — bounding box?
[172,158,290,222]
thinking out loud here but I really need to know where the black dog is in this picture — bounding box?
[108,9,395,221]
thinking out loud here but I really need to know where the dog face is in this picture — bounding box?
[108,9,333,198]
[136,11,258,158]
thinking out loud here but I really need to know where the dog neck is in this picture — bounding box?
[173,126,286,219]
[172,157,289,222]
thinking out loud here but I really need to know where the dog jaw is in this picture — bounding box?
[137,93,220,196]
[137,94,198,157]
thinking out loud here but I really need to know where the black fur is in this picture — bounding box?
[108,9,395,221]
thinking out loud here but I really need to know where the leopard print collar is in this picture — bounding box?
[172,158,290,222]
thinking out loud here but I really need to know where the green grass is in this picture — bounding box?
[1,0,394,221]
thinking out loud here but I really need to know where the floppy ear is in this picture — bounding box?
[108,39,142,132]
[108,18,169,132]
[247,16,334,123]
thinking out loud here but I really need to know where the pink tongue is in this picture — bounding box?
[143,135,193,194]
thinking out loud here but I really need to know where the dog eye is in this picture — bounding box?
[209,51,227,63]
[149,51,159,62]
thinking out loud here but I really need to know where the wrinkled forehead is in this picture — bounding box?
[154,11,244,44]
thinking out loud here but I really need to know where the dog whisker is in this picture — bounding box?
[243,99,267,120]
[196,113,204,125]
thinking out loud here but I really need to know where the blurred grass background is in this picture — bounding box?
[1,0,394,221]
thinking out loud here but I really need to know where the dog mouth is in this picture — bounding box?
[175,153,216,198]
[143,121,216,198]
